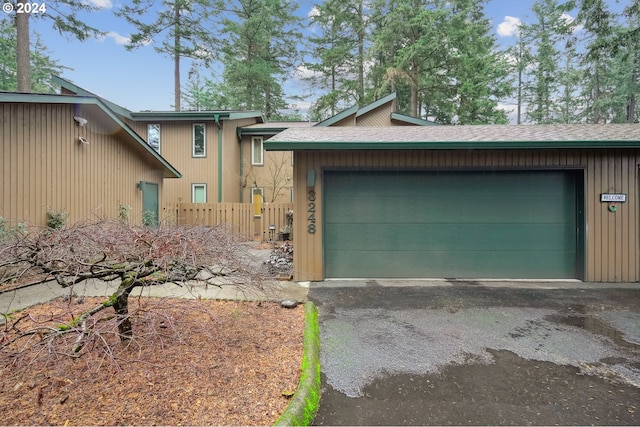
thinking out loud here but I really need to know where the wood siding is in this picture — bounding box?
[129,118,258,205]
[240,137,294,203]
[292,149,640,283]
[1,103,165,227]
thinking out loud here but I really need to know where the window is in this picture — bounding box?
[193,124,206,157]
[192,184,207,203]
[251,137,263,165]
[147,124,160,153]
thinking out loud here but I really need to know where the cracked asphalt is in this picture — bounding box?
[309,282,640,425]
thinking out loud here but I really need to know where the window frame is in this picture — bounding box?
[251,136,264,166]
[192,123,206,158]
[147,123,161,153]
[191,183,207,203]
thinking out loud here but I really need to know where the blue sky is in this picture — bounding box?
[19,0,625,114]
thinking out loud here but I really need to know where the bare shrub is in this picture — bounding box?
[0,219,271,354]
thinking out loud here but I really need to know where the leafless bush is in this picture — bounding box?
[0,219,271,352]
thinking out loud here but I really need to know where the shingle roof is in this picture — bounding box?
[265,124,640,151]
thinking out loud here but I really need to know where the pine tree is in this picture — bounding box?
[304,0,364,120]
[211,0,301,119]
[116,0,215,111]
[12,0,102,92]
[0,18,70,93]
[519,0,576,124]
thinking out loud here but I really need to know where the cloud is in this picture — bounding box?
[87,0,112,8]
[497,16,521,37]
[308,5,319,18]
[100,31,131,45]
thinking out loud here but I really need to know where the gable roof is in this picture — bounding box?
[314,92,438,127]
[53,75,265,124]
[264,124,640,151]
[0,91,182,178]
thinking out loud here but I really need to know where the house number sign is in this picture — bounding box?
[307,190,317,234]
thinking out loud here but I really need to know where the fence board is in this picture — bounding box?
[165,202,293,240]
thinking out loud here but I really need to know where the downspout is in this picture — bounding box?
[239,130,244,203]
[214,113,223,202]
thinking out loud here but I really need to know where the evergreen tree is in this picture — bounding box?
[519,0,576,124]
[442,0,511,124]
[370,0,449,118]
[0,18,70,93]
[11,0,102,92]
[304,0,364,120]
[572,0,617,123]
[210,0,301,119]
[116,0,215,111]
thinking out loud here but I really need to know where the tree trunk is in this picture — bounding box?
[16,1,31,93]
[111,281,135,339]
[173,5,181,111]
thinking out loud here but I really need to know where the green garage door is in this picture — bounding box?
[324,170,580,279]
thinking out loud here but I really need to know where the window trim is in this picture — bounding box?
[147,123,161,153]
[192,123,206,157]
[192,183,207,203]
[251,137,264,165]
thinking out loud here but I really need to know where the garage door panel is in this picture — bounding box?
[325,223,576,252]
[325,249,577,279]
[326,195,575,224]
[324,170,579,279]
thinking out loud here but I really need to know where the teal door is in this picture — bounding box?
[323,170,580,279]
[140,182,159,227]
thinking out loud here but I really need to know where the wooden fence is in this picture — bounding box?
[163,202,294,241]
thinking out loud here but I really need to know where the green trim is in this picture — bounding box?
[314,105,358,127]
[265,139,640,151]
[130,111,263,122]
[52,75,132,117]
[1,92,182,178]
[239,138,244,202]
[391,112,440,126]
[355,92,396,117]
[238,127,289,138]
[216,117,223,202]
[54,75,264,123]
[274,302,321,427]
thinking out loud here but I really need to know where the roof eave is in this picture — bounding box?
[265,140,640,151]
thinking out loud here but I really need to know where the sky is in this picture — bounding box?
[12,0,626,115]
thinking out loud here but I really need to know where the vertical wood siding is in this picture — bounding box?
[1,103,164,227]
[292,149,640,282]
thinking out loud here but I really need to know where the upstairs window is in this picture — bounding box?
[193,123,206,157]
[251,137,263,165]
[147,124,160,153]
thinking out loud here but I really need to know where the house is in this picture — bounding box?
[265,124,640,283]
[236,92,437,205]
[0,91,181,228]
[53,76,265,208]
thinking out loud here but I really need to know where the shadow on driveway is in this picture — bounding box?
[309,283,640,426]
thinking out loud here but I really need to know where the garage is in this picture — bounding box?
[324,170,582,279]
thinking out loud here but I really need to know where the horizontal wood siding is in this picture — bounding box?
[293,149,640,282]
[1,103,164,227]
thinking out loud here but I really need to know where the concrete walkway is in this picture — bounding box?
[0,279,309,315]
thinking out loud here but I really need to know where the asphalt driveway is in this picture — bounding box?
[308,281,640,425]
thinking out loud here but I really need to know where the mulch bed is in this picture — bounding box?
[0,296,304,426]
